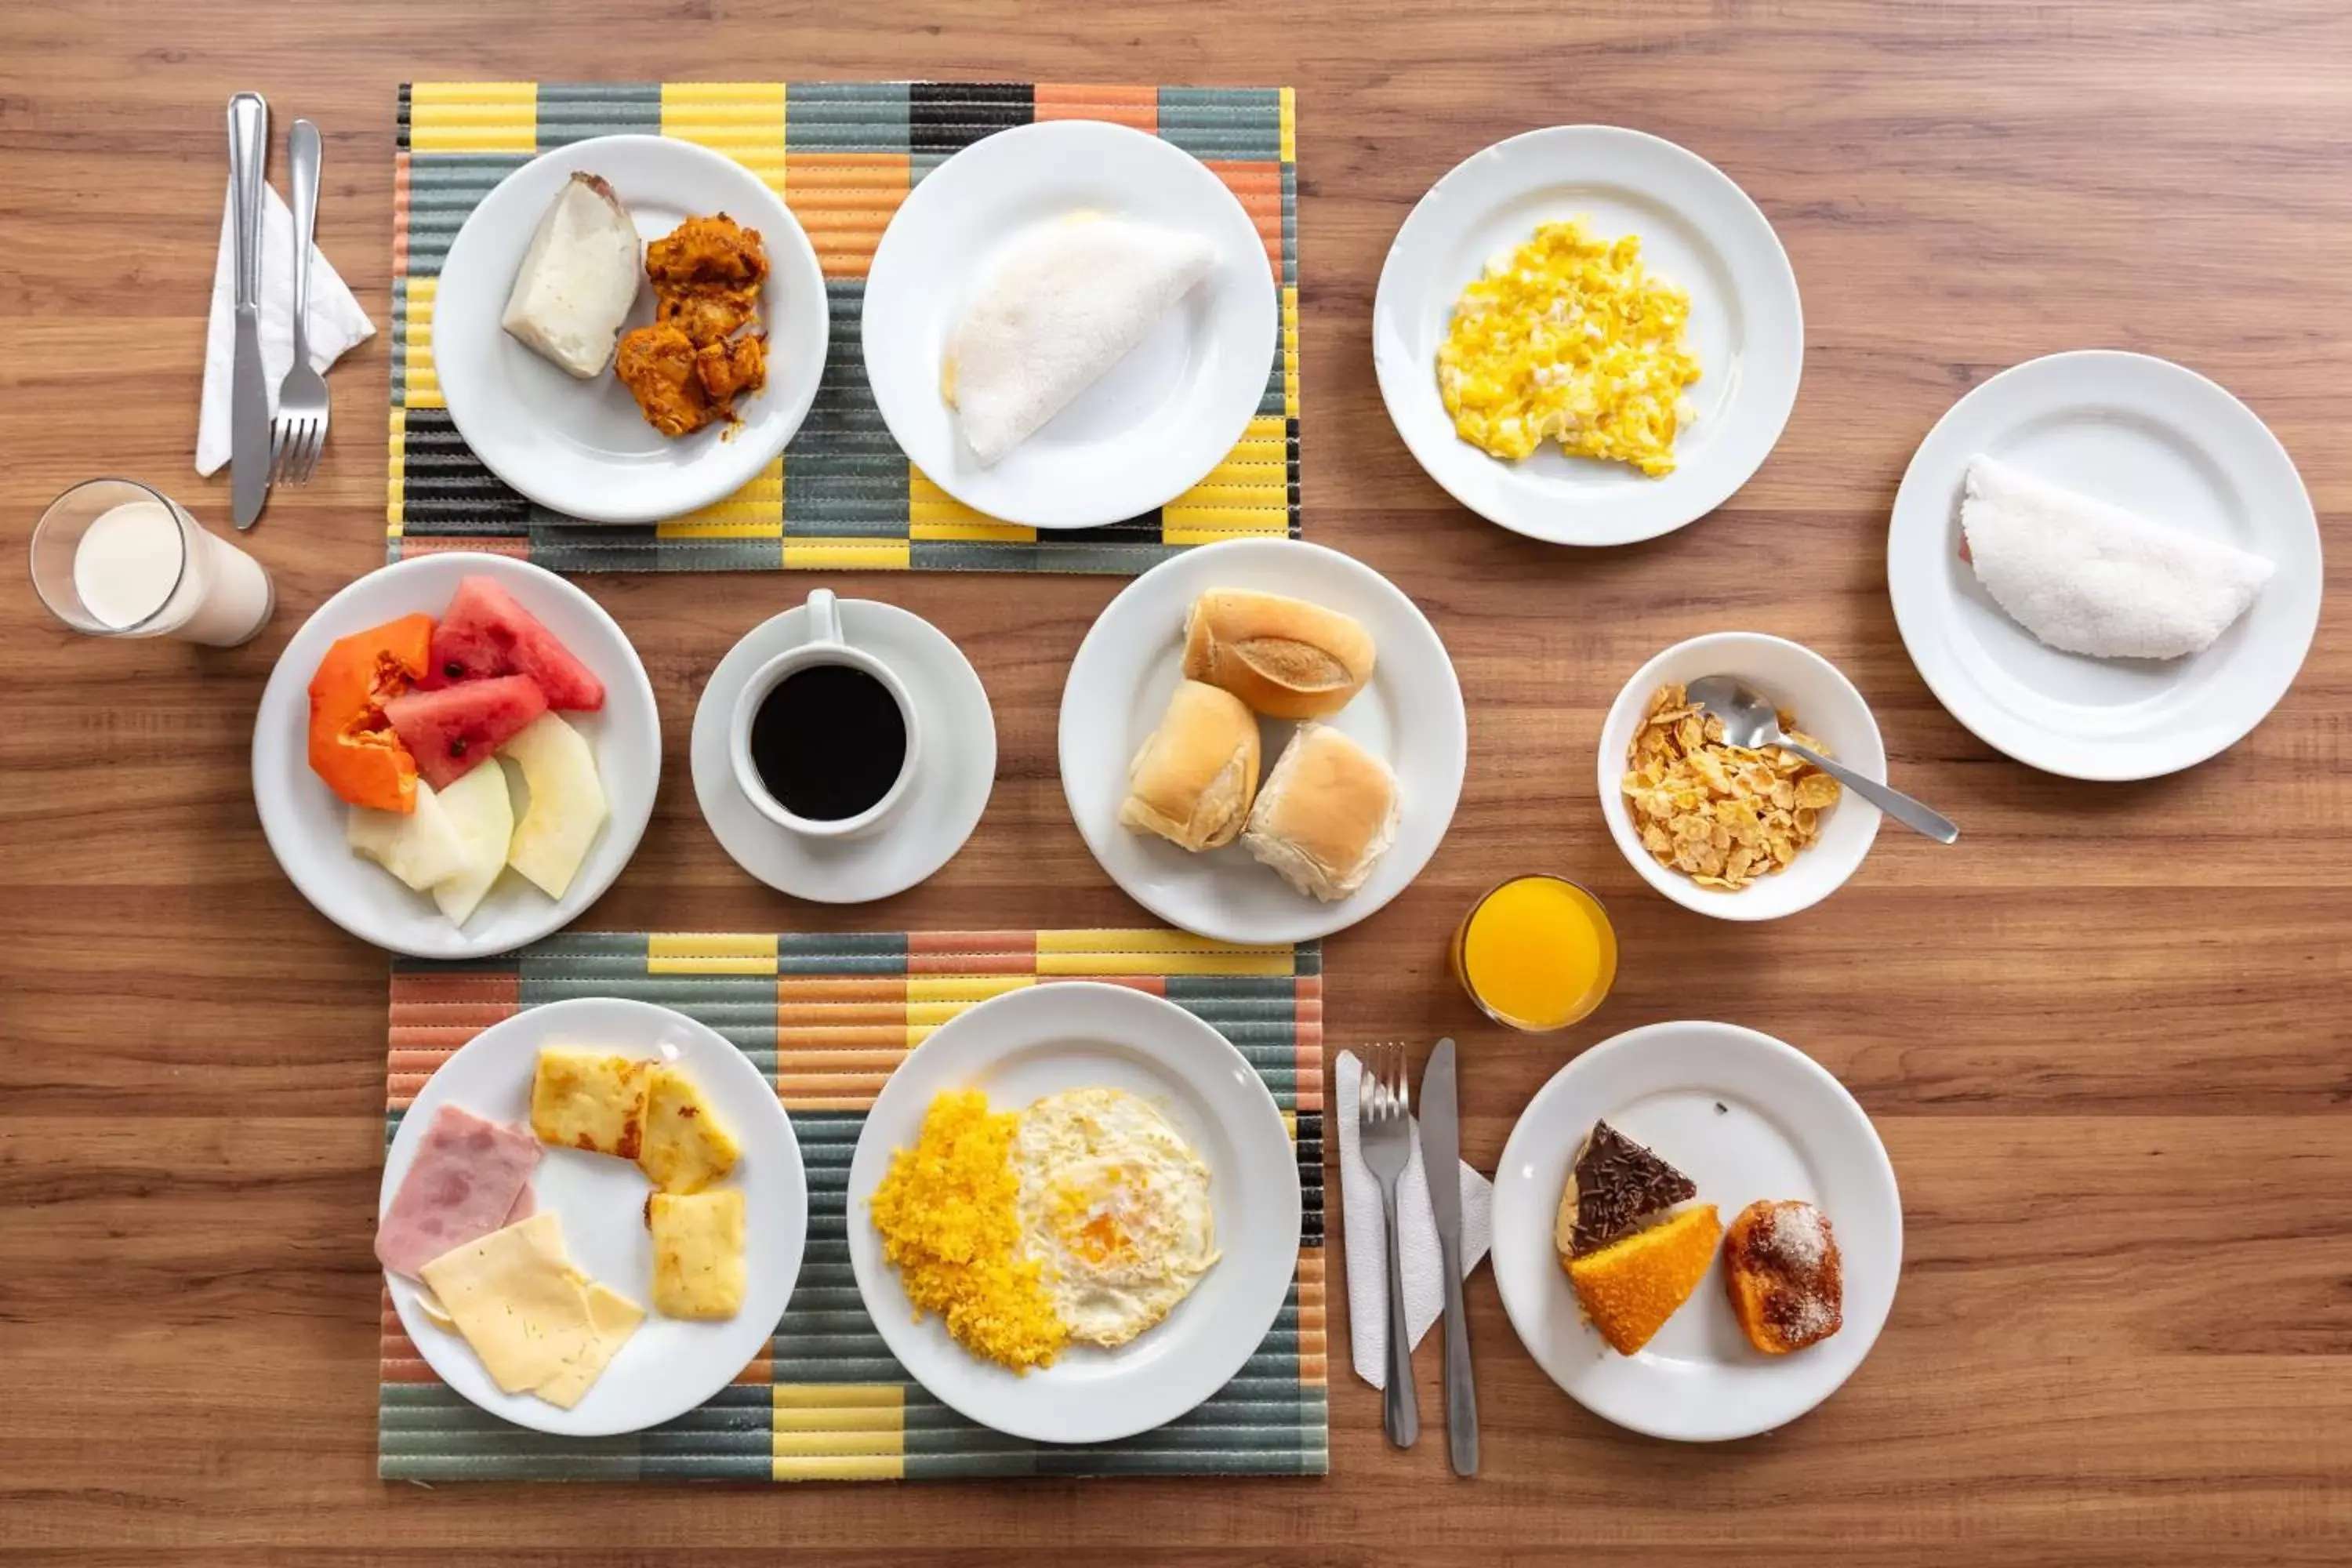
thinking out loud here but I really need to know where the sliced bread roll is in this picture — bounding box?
[1242,724,1399,901]
[1181,590,1376,719]
[1120,681,1261,852]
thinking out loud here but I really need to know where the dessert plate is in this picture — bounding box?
[1491,1020,1901,1441]
[1888,350,2320,780]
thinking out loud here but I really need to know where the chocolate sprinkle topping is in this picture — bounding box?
[1567,1120,1698,1256]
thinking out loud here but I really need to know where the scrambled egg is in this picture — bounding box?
[1436,219,1701,477]
[1012,1088,1219,1348]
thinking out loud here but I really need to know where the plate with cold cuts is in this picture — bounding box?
[1888,350,2320,780]
[861,119,1279,529]
[845,982,1301,1444]
[378,996,805,1436]
[1490,1020,1902,1442]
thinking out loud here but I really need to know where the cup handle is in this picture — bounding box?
[804,588,843,649]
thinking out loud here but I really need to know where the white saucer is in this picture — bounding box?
[861,120,1279,529]
[1373,125,1803,546]
[1490,1021,1902,1442]
[434,135,830,524]
[1888,350,2321,780]
[691,597,995,902]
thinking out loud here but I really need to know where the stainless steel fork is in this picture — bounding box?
[270,118,329,486]
[1356,1041,1419,1448]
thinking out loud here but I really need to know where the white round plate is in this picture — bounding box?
[434,134,829,524]
[691,596,995,902]
[383,996,806,1437]
[1058,537,1468,945]
[1597,632,1886,922]
[1888,350,2321,781]
[1374,125,1803,546]
[1492,1021,1902,1441]
[862,120,1279,529]
[845,982,1301,1444]
[251,552,660,959]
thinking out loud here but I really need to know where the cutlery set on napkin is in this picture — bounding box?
[1338,1040,1493,1473]
[200,92,373,525]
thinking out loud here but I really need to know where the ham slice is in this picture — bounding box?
[376,1105,543,1279]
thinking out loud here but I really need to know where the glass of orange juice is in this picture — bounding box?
[1450,874,1617,1032]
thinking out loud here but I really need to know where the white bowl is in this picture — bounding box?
[1596,633,1883,920]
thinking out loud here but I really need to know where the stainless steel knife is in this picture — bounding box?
[227,92,271,529]
[1420,1036,1479,1475]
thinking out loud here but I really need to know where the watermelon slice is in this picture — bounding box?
[386,676,550,789]
[421,575,607,711]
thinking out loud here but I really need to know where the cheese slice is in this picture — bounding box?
[416,1212,644,1406]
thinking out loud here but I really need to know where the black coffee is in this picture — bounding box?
[749,662,908,822]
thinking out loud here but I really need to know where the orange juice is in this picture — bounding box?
[1451,875,1617,1032]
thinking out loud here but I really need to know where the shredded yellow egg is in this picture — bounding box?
[868,1089,1068,1373]
[1436,219,1701,476]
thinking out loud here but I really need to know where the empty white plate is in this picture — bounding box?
[434,134,829,524]
[1058,537,1468,946]
[383,996,806,1436]
[1490,1020,1902,1442]
[250,552,659,959]
[845,982,1301,1444]
[1374,125,1803,546]
[1888,350,2321,780]
[862,120,1279,529]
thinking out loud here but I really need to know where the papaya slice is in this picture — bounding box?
[307,613,434,813]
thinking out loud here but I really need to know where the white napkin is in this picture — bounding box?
[1335,1048,1494,1391]
[196,180,376,476]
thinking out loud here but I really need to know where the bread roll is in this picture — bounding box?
[1242,724,1399,901]
[1120,681,1261,852]
[1181,590,1376,719]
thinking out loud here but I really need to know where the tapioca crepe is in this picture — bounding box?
[944,214,1217,466]
[1958,456,2274,661]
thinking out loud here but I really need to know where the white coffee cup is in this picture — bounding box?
[729,590,921,840]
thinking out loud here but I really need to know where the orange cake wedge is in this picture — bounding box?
[1566,1203,1722,1355]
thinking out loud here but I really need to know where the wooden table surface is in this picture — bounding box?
[4,2,2348,1562]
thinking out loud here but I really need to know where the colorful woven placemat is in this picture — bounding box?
[387,82,1301,575]
[380,929,1327,1481]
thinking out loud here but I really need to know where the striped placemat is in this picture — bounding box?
[388,82,1302,574]
[380,929,1328,1481]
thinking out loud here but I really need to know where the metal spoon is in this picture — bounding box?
[1686,675,1960,844]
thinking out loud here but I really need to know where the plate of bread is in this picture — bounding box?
[1058,537,1467,945]
[1489,1020,1901,1441]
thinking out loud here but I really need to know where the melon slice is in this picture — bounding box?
[430,757,517,925]
[348,779,468,893]
[386,675,550,790]
[421,576,607,711]
[501,712,607,899]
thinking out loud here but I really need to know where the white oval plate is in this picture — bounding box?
[1058,537,1468,945]
[434,134,829,524]
[383,996,806,1437]
[1492,1021,1902,1442]
[1888,350,2321,780]
[251,552,659,958]
[690,595,996,903]
[862,120,1279,529]
[845,982,1301,1445]
[1374,125,1803,546]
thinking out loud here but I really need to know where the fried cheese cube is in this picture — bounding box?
[648,1189,746,1319]
[636,1064,741,1195]
[528,1048,653,1160]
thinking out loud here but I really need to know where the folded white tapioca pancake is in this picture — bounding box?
[1959,455,2274,661]
[944,215,1218,466]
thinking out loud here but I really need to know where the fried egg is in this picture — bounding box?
[1011,1087,1219,1348]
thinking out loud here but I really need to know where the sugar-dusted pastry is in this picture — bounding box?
[1723,1200,1844,1355]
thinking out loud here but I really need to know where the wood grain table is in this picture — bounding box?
[3,2,2348,1562]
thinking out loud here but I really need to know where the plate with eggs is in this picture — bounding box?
[1373,125,1804,546]
[844,982,1303,1444]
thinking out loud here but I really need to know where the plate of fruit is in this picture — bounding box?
[251,553,660,958]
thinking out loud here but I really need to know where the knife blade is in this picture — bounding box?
[1419,1036,1479,1475]
[227,92,271,528]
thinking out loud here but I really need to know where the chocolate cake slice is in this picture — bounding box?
[1553,1120,1699,1259]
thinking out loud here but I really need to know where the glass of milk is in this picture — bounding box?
[30,479,274,647]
